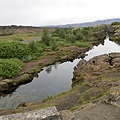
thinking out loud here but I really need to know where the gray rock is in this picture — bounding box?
[0,106,61,120]
[109,52,120,58]
[0,77,2,81]
[60,110,75,120]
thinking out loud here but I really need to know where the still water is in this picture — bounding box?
[0,38,120,108]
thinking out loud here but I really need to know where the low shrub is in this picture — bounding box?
[0,42,31,60]
[0,58,24,79]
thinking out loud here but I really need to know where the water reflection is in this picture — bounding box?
[85,38,120,60]
[46,65,52,74]
[46,64,58,74]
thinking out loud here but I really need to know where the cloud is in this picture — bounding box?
[0,0,120,26]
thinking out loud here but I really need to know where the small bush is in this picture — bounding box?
[42,28,51,46]
[50,39,59,51]
[65,34,76,43]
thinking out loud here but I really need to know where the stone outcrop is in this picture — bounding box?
[0,74,33,93]
[72,52,120,87]
[0,106,77,120]
[0,106,61,120]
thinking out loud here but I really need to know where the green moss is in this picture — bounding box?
[102,77,120,83]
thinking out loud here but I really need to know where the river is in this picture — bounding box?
[0,37,120,109]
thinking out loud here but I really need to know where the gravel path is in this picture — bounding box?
[21,37,41,44]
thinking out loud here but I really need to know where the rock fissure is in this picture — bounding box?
[108,55,113,66]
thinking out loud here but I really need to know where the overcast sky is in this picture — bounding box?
[0,0,120,26]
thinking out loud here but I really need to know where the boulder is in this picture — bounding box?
[0,106,61,120]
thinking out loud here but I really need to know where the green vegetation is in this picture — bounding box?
[111,22,120,26]
[110,22,120,41]
[0,42,31,60]
[75,41,92,48]
[0,58,23,79]
[0,41,43,78]
[0,33,13,36]
[42,28,51,46]
[50,39,59,51]
[0,41,43,61]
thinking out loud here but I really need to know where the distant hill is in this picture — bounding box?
[48,18,120,28]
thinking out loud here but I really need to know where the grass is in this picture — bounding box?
[0,33,42,43]
[79,88,104,104]
[41,83,87,103]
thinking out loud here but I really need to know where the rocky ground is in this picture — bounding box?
[71,52,120,120]
[73,100,120,120]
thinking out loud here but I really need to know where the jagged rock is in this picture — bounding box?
[109,52,120,58]
[0,106,61,120]
[109,53,120,67]
[0,82,9,91]
[2,79,13,84]
[109,86,120,101]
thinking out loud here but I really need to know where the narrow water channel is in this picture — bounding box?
[0,38,120,109]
